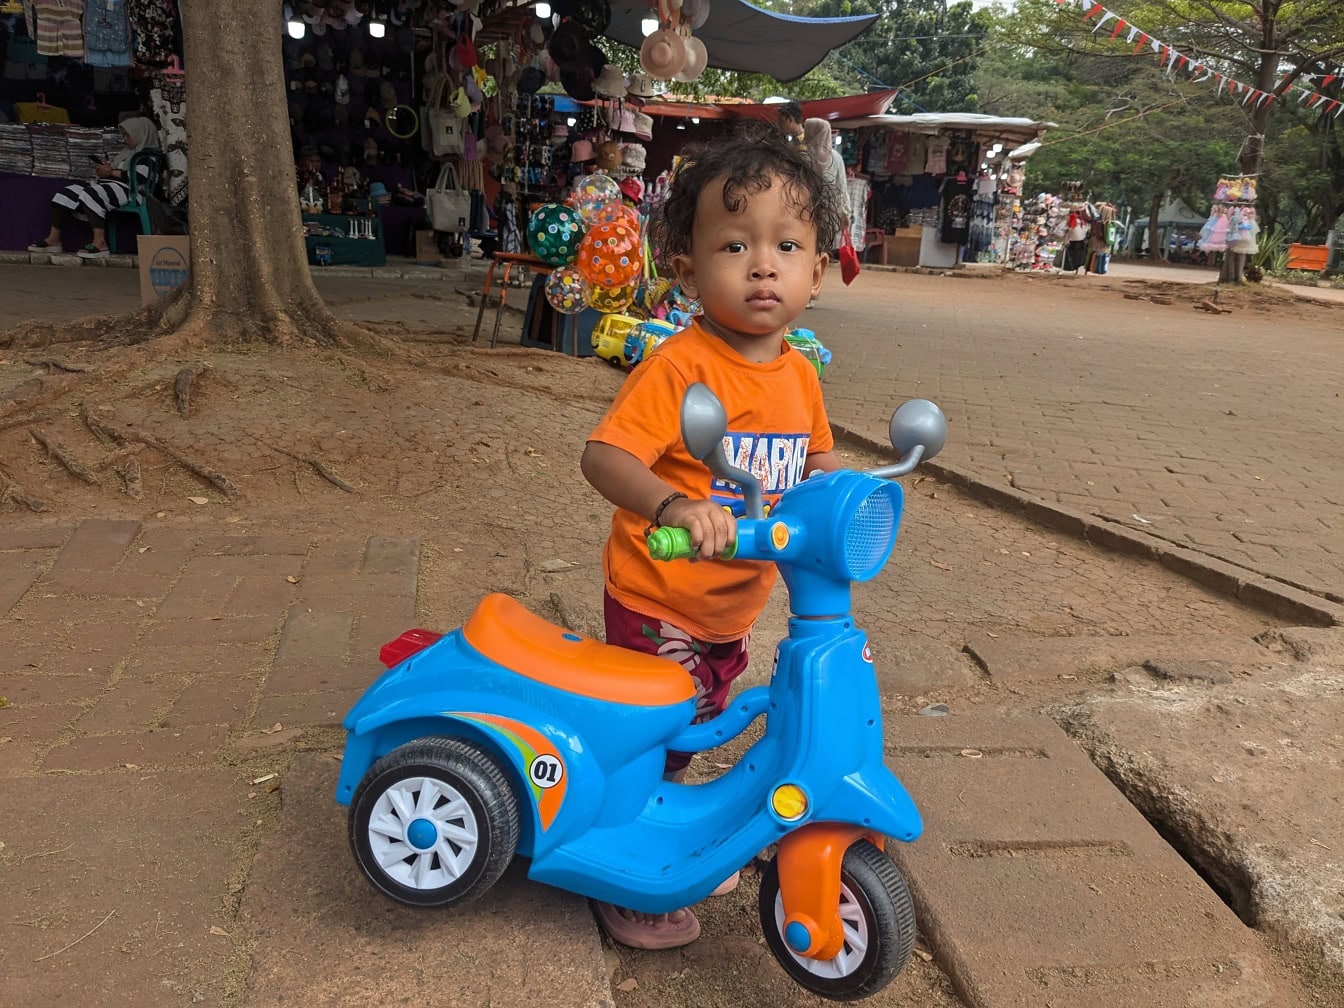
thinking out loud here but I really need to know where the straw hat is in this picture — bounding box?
[640,27,685,79]
[593,64,628,99]
[674,35,707,82]
[626,71,665,100]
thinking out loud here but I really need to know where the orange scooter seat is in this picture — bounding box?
[462,592,696,707]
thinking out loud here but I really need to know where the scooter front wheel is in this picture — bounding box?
[349,735,520,908]
[758,840,916,1001]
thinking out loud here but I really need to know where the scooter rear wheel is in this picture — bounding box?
[349,735,520,907]
[758,840,916,1001]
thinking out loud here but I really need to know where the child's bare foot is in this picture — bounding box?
[710,871,740,896]
[593,901,701,950]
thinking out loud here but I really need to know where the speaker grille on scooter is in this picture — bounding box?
[843,486,898,580]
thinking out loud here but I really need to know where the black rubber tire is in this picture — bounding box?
[758,839,916,1001]
[349,735,520,908]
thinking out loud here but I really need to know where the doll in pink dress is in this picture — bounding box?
[1199,206,1230,252]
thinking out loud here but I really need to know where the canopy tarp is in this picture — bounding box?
[601,1,879,82]
[830,112,1055,147]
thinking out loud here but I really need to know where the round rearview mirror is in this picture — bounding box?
[889,400,947,462]
[680,383,729,464]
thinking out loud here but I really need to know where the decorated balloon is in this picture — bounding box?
[590,201,641,229]
[577,222,643,289]
[544,266,589,315]
[586,282,638,314]
[570,173,624,224]
[527,203,585,267]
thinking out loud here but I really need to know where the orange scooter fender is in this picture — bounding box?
[776,823,886,960]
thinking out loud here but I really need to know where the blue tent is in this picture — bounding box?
[601,1,879,82]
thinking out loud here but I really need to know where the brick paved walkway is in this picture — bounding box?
[811,266,1343,604]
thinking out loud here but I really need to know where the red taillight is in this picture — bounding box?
[379,629,444,668]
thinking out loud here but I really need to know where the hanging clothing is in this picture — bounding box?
[846,175,869,250]
[25,0,86,58]
[84,0,132,67]
[127,0,177,68]
[150,69,188,205]
[939,173,973,246]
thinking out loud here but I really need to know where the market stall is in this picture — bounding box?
[828,112,1055,269]
[0,1,187,254]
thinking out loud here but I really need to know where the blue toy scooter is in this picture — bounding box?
[335,384,948,1001]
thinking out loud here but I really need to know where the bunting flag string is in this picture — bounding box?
[1053,0,1344,118]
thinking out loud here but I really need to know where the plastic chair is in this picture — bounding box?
[107,149,165,252]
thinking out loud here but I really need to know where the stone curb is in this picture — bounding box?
[832,422,1344,628]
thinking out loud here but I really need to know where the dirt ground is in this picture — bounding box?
[0,268,1338,1008]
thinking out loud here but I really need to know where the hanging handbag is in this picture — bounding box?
[427,161,472,233]
[420,63,465,158]
[839,229,861,286]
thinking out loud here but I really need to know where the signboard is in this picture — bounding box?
[138,235,191,306]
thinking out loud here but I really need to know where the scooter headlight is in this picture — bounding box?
[840,481,902,581]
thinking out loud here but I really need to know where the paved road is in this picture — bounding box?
[3,258,1340,604]
[807,263,1343,604]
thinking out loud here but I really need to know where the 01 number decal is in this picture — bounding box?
[529,753,565,789]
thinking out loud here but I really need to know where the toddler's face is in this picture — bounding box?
[673,173,825,353]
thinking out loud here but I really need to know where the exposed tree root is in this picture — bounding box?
[265,442,356,493]
[115,459,143,500]
[0,372,87,421]
[95,444,146,469]
[173,363,209,418]
[81,403,240,501]
[24,358,88,373]
[0,466,48,512]
[0,411,56,434]
[29,428,100,484]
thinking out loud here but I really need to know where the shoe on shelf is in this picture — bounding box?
[76,244,110,259]
[27,242,61,253]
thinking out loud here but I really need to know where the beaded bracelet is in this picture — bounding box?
[646,491,688,535]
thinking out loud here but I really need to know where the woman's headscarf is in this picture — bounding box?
[802,118,833,166]
[112,116,161,169]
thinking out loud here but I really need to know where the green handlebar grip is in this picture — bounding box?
[647,526,696,561]
[647,526,738,561]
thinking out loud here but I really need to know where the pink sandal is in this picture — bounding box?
[592,901,701,950]
[710,871,740,897]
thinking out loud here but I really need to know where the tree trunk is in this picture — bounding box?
[160,0,352,346]
[1148,191,1164,260]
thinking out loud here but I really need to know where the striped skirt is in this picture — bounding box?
[51,179,132,222]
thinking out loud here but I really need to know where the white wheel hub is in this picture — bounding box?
[773,881,870,979]
[366,775,480,890]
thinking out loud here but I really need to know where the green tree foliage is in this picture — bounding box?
[797,0,991,111]
[983,0,1344,241]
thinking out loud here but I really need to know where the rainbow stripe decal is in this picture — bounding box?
[449,712,567,831]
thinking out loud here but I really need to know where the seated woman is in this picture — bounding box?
[27,116,160,259]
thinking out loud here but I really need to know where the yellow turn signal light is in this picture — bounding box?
[770,521,790,549]
[770,783,808,821]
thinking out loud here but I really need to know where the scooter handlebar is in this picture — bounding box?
[647,525,739,562]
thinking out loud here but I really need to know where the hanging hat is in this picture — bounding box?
[455,33,479,69]
[626,71,665,99]
[561,64,597,101]
[618,175,645,203]
[640,28,685,80]
[548,20,588,68]
[619,143,646,174]
[571,138,596,162]
[593,64,628,99]
[596,140,622,171]
[674,35,707,83]
[517,64,547,94]
[682,0,711,30]
[631,110,653,141]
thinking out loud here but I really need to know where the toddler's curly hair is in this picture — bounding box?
[651,122,846,260]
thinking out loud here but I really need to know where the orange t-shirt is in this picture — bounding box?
[587,321,834,643]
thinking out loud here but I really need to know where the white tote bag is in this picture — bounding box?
[427,161,471,233]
